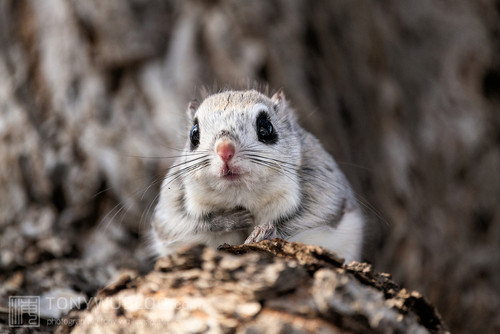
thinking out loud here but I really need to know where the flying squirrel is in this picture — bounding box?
[151,89,364,262]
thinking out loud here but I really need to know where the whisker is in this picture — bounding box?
[244,148,388,227]
[141,175,164,201]
[166,154,210,170]
[248,154,351,197]
[299,167,390,227]
[245,154,300,175]
[246,154,298,168]
[126,150,211,160]
[247,157,300,185]
[140,188,163,230]
[164,159,210,180]
[97,172,167,233]
[351,193,390,227]
[166,162,210,186]
[99,201,128,233]
[241,149,300,169]
[163,160,211,187]
[336,161,373,172]
[92,186,114,199]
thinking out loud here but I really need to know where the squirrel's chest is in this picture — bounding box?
[184,175,301,223]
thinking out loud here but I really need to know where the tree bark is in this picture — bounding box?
[55,241,449,334]
[0,0,499,333]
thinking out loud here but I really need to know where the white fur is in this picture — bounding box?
[252,103,269,116]
[287,211,364,263]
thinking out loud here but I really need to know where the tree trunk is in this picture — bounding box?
[0,0,499,333]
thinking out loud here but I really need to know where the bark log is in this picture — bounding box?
[55,241,448,334]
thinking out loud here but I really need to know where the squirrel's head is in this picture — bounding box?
[181,89,302,199]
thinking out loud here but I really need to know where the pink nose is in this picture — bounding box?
[216,141,235,162]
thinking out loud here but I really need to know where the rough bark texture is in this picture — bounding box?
[55,241,448,334]
[0,0,499,333]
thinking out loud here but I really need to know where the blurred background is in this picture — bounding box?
[0,0,499,332]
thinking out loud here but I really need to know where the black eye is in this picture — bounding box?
[256,112,278,144]
[190,122,200,149]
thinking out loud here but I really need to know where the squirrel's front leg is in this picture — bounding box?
[244,223,279,243]
[202,207,254,233]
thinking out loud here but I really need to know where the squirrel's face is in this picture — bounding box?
[183,90,301,195]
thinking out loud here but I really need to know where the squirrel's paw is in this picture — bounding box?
[244,223,278,243]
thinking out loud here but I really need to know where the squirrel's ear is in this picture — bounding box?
[187,99,199,120]
[271,88,285,104]
[271,88,288,112]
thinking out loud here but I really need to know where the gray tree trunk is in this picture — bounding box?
[0,0,499,333]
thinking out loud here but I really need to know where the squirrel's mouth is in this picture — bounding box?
[220,164,243,180]
[222,172,241,181]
